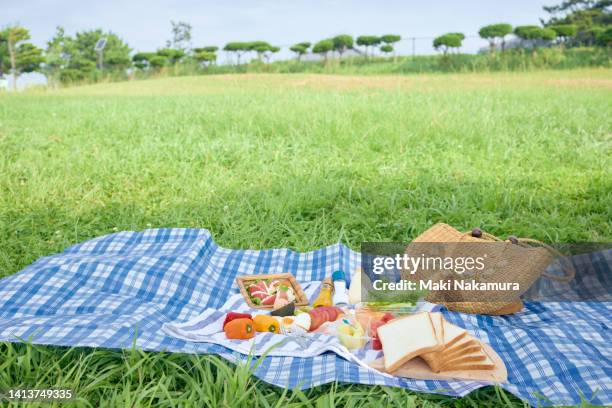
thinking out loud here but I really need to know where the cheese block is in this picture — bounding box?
[378,312,442,372]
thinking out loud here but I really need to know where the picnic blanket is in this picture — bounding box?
[0,228,609,406]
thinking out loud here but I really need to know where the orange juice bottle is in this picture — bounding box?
[313,277,334,307]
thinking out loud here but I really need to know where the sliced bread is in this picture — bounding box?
[439,352,495,371]
[430,312,445,345]
[442,342,482,361]
[421,339,482,372]
[435,349,488,372]
[378,312,442,372]
[441,320,468,349]
[442,336,479,355]
[420,319,474,371]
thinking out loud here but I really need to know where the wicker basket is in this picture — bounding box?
[402,223,575,315]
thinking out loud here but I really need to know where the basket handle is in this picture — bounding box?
[462,230,575,283]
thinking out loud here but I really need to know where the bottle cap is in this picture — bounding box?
[332,270,345,282]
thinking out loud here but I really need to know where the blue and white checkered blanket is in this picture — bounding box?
[0,229,610,406]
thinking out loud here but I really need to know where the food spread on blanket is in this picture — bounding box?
[227,269,502,381]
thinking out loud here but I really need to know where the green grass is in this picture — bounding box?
[1,69,611,407]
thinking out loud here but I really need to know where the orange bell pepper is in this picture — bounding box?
[224,318,255,340]
[253,315,281,334]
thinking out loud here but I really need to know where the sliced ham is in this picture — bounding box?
[250,291,268,300]
[248,281,268,295]
[262,294,276,305]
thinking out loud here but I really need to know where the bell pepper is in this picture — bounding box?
[224,318,255,340]
[223,312,252,329]
[253,315,281,334]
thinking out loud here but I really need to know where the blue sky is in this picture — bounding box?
[6,0,553,61]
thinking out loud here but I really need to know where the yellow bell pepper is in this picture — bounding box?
[253,315,281,334]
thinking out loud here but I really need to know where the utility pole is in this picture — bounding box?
[412,37,416,58]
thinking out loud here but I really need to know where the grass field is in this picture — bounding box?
[1,69,611,407]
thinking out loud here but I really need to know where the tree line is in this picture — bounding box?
[0,0,610,88]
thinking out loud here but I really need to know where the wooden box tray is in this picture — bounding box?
[236,273,310,310]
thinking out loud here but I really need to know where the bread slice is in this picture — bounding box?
[430,312,444,345]
[422,343,483,372]
[436,349,487,372]
[443,343,482,361]
[441,320,468,349]
[439,352,495,371]
[443,337,479,356]
[378,312,442,372]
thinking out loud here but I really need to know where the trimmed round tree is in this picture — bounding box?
[550,25,577,44]
[380,44,393,57]
[290,42,310,61]
[312,39,333,61]
[149,55,168,68]
[332,34,354,58]
[478,23,513,52]
[249,41,272,61]
[381,34,401,45]
[514,26,557,48]
[433,33,464,55]
[156,48,185,64]
[356,35,381,58]
[223,42,249,65]
[132,52,156,69]
[381,34,401,60]
[514,26,542,47]
[264,46,280,63]
[194,50,216,66]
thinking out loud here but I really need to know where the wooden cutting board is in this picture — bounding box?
[369,342,507,383]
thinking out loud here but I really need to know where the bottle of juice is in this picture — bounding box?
[313,277,334,307]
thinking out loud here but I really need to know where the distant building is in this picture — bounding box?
[0,75,9,91]
[0,72,47,91]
